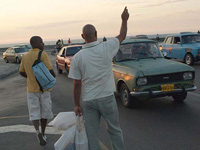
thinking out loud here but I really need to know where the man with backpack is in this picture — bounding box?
[19,36,56,146]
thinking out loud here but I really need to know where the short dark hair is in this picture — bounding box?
[30,36,41,46]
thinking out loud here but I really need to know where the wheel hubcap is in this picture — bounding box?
[186,56,191,64]
[122,89,128,104]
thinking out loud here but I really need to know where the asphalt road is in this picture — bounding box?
[0,53,200,150]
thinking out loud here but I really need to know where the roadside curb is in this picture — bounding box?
[0,63,19,80]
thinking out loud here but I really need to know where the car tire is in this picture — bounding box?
[4,57,9,63]
[172,91,187,102]
[65,64,69,75]
[120,83,133,108]
[16,57,20,64]
[56,63,63,74]
[184,53,194,65]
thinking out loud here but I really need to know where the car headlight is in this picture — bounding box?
[137,77,147,86]
[183,72,193,80]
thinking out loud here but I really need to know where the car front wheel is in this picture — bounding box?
[4,57,9,63]
[184,53,194,65]
[16,57,20,64]
[120,83,133,108]
[65,64,69,75]
[56,63,63,74]
[172,91,187,102]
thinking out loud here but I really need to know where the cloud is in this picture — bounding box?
[163,9,200,17]
[134,14,144,17]
[144,0,188,7]
[101,0,149,6]
[18,20,94,30]
[183,10,200,14]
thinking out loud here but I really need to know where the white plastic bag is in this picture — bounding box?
[48,112,76,130]
[54,124,76,150]
[75,116,89,150]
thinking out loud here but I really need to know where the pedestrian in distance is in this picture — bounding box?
[56,39,62,53]
[103,36,107,41]
[68,38,71,45]
[68,6,129,150]
[19,36,56,146]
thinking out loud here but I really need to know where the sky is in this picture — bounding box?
[0,0,200,44]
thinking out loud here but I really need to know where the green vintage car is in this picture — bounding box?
[113,39,197,107]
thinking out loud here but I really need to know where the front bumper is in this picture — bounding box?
[130,85,197,96]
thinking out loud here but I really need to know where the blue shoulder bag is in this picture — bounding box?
[32,51,56,92]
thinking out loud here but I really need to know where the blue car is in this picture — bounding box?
[161,32,200,65]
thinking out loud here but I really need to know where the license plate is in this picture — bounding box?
[161,84,174,92]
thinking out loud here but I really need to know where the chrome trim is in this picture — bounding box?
[130,86,197,96]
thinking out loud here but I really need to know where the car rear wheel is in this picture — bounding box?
[120,83,137,108]
[4,57,9,63]
[16,57,20,64]
[172,91,187,102]
[56,63,63,74]
[184,53,194,65]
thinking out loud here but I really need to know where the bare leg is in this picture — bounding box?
[32,120,40,131]
[41,118,47,136]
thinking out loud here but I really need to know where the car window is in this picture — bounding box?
[116,42,162,61]
[66,46,82,56]
[165,37,173,44]
[58,47,64,56]
[10,49,15,53]
[62,48,66,56]
[14,48,29,53]
[173,37,181,44]
[182,35,200,44]
[6,48,13,53]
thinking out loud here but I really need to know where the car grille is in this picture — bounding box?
[147,72,194,85]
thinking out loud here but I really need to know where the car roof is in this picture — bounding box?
[121,39,156,45]
[166,32,199,37]
[62,45,83,48]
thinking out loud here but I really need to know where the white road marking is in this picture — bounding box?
[0,124,109,150]
[0,124,64,135]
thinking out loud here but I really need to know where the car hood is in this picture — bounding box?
[17,52,28,55]
[118,58,194,76]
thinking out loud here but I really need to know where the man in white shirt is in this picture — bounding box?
[68,7,129,150]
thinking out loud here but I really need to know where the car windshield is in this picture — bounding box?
[182,35,200,44]
[14,48,29,53]
[66,46,82,56]
[115,42,163,62]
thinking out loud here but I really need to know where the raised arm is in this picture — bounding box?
[116,7,129,44]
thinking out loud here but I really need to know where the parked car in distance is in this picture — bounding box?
[135,34,148,39]
[14,44,31,49]
[56,45,82,74]
[113,39,196,108]
[160,32,200,65]
[3,46,30,63]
